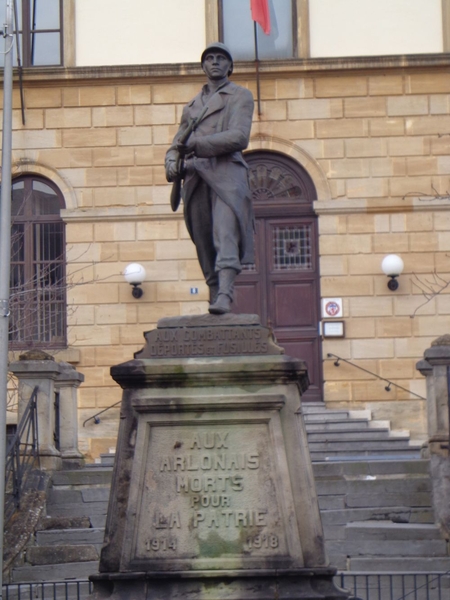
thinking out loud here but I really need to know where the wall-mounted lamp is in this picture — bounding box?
[381,254,404,291]
[123,263,146,299]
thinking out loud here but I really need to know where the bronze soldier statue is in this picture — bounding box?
[165,42,254,314]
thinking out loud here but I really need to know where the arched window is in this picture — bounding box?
[9,175,66,348]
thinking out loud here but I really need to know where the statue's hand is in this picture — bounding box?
[166,161,178,183]
[178,135,196,156]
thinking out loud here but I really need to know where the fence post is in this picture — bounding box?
[55,362,84,467]
[417,334,450,536]
[9,350,63,470]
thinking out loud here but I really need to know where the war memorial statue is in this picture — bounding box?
[165,42,254,315]
[90,44,358,600]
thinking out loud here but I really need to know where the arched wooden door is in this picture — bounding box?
[233,151,323,402]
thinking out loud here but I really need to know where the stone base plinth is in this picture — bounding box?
[91,316,356,600]
[90,569,354,600]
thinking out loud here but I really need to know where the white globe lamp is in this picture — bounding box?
[124,263,146,298]
[381,254,404,291]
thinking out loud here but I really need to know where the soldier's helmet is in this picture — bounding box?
[201,42,233,76]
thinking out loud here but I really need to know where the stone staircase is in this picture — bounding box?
[303,403,422,461]
[10,467,110,584]
[9,404,450,585]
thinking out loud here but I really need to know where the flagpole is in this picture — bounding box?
[253,21,262,116]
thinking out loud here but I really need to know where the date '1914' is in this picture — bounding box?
[146,538,177,551]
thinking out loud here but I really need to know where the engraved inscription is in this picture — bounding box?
[146,539,177,551]
[142,326,273,358]
[132,424,288,562]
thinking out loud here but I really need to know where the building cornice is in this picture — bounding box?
[6,53,450,85]
[61,205,181,223]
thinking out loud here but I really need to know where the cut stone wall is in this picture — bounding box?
[7,60,450,458]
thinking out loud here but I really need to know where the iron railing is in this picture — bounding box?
[54,390,60,451]
[327,353,426,400]
[1,575,448,600]
[83,399,121,428]
[337,572,449,600]
[4,385,39,521]
[2,580,92,600]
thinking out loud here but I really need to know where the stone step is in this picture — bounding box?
[47,487,110,504]
[347,557,450,572]
[26,545,99,566]
[46,501,108,520]
[51,467,113,488]
[36,527,105,547]
[318,490,432,511]
[38,516,92,530]
[304,409,372,419]
[320,506,435,526]
[312,459,430,478]
[344,521,444,541]
[45,485,110,528]
[317,475,431,496]
[305,419,372,431]
[99,453,115,466]
[328,539,448,559]
[11,561,99,583]
[310,450,422,462]
[308,429,407,442]
[309,439,421,452]
[303,411,356,421]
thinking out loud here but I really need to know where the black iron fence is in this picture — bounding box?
[338,572,450,600]
[2,575,449,600]
[2,580,92,600]
[4,386,39,521]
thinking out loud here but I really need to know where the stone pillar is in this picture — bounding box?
[55,361,84,467]
[417,335,450,535]
[10,350,62,470]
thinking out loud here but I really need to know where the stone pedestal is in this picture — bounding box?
[91,315,354,600]
[9,351,84,471]
[417,335,450,536]
[10,352,62,470]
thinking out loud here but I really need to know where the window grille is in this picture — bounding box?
[273,225,312,270]
[9,176,66,349]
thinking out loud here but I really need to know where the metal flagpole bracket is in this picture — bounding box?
[0,299,10,318]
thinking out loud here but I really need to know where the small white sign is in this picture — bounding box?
[321,297,343,319]
[190,287,199,295]
[323,321,345,338]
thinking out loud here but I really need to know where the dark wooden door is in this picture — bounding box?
[233,151,323,402]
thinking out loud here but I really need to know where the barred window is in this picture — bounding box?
[9,175,66,349]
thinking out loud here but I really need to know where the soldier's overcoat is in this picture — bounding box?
[166,81,255,264]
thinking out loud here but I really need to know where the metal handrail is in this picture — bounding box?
[83,399,122,428]
[327,353,426,400]
[4,386,39,520]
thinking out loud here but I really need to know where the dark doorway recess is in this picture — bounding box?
[234,151,323,402]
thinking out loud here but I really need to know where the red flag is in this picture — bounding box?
[251,0,271,35]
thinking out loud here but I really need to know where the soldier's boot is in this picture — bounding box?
[208,284,219,305]
[208,268,237,315]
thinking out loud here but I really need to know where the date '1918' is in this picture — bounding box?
[146,538,177,551]
[246,534,278,549]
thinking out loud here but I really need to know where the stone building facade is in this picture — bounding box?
[4,0,450,460]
